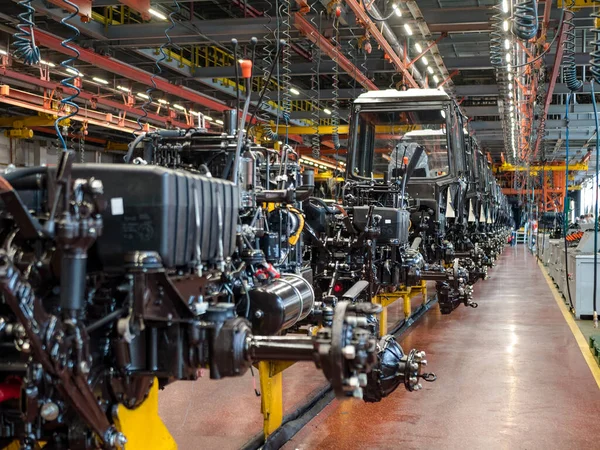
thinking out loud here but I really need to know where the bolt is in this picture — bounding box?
[358,373,368,387]
[254,310,264,319]
[420,359,428,367]
[416,383,423,390]
[40,402,59,421]
[342,345,356,360]
[409,376,418,385]
[410,362,419,371]
[79,361,90,375]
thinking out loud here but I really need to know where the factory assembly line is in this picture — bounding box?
[0,0,597,449]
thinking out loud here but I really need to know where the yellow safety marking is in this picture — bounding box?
[258,361,294,437]
[114,378,177,450]
[538,260,600,389]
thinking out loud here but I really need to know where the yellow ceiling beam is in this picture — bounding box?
[495,162,588,172]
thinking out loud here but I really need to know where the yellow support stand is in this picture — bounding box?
[374,282,429,337]
[258,361,295,437]
[114,378,177,450]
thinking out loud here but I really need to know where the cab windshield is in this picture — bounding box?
[351,108,449,180]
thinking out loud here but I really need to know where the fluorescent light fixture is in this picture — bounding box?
[427,66,434,74]
[422,56,428,65]
[40,59,55,67]
[508,73,513,80]
[508,91,513,98]
[173,104,185,110]
[505,53,511,62]
[323,108,332,115]
[93,77,109,85]
[158,99,169,104]
[502,0,509,13]
[0,49,6,56]
[117,85,131,93]
[403,23,413,35]
[204,116,213,121]
[148,8,167,20]
[508,83,513,90]
[504,39,510,50]
[441,110,446,118]
[137,92,149,99]
[67,67,83,77]
[290,87,300,95]
[215,119,224,125]
[189,111,200,116]
[433,75,439,83]
[415,43,422,53]
[503,20,509,31]
[393,4,402,17]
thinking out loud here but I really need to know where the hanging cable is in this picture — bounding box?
[13,0,40,65]
[310,7,322,159]
[280,0,292,144]
[489,5,505,67]
[361,0,399,22]
[563,93,575,311]
[591,80,599,327]
[513,0,539,41]
[331,12,340,151]
[563,0,583,91]
[54,0,80,153]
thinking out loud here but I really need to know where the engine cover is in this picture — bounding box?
[352,206,409,245]
[49,164,239,269]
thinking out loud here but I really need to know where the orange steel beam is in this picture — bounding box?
[344,0,419,88]
[0,85,161,135]
[0,67,190,129]
[406,34,447,68]
[438,70,459,89]
[293,13,377,91]
[46,0,92,22]
[34,29,231,113]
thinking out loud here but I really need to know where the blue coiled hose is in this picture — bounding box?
[489,6,505,67]
[54,0,81,152]
[13,0,40,65]
[563,0,583,91]
[513,0,539,41]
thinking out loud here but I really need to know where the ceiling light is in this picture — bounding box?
[0,49,6,56]
[505,53,511,62]
[290,87,300,95]
[422,56,429,65]
[508,82,513,89]
[189,111,200,116]
[508,91,513,98]
[427,66,434,74]
[504,38,510,50]
[403,24,413,36]
[173,104,185,110]
[137,92,149,99]
[395,7,402,17]
[40,59,55,68]
[415,43,422,53]
[503,20,509,31]
[215,119,224,125]
[93,77,109,85]
[508,73,513,81]
[67,68,83,77]
[204,116,213,121]
[117,85,130,93]
[158,99,169,104]
[507,63,512,71]
[323,108,332,115]
[148,8,167,20]
[502,0,509,13]
[441,110,446,118]
[433,75,439,83]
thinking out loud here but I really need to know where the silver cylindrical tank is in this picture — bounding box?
[249,274,315,335]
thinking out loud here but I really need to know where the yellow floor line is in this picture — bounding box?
[538,260,600,389]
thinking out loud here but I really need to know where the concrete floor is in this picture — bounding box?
[158,246,600,450]
[284,246,600,450]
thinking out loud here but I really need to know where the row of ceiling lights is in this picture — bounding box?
[499,0,517,159]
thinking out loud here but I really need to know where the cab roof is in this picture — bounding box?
[354,88,450,104]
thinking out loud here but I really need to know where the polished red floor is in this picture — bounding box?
[284,246,600,450]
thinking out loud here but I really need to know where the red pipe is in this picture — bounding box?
[34,29,230,113]
[0,68,190,129]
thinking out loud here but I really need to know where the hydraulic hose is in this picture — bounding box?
[563,93,575,311]
[513,0,539,41]
[563,0,583,91]
[13,0,40,65]
[591,80,599,327]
